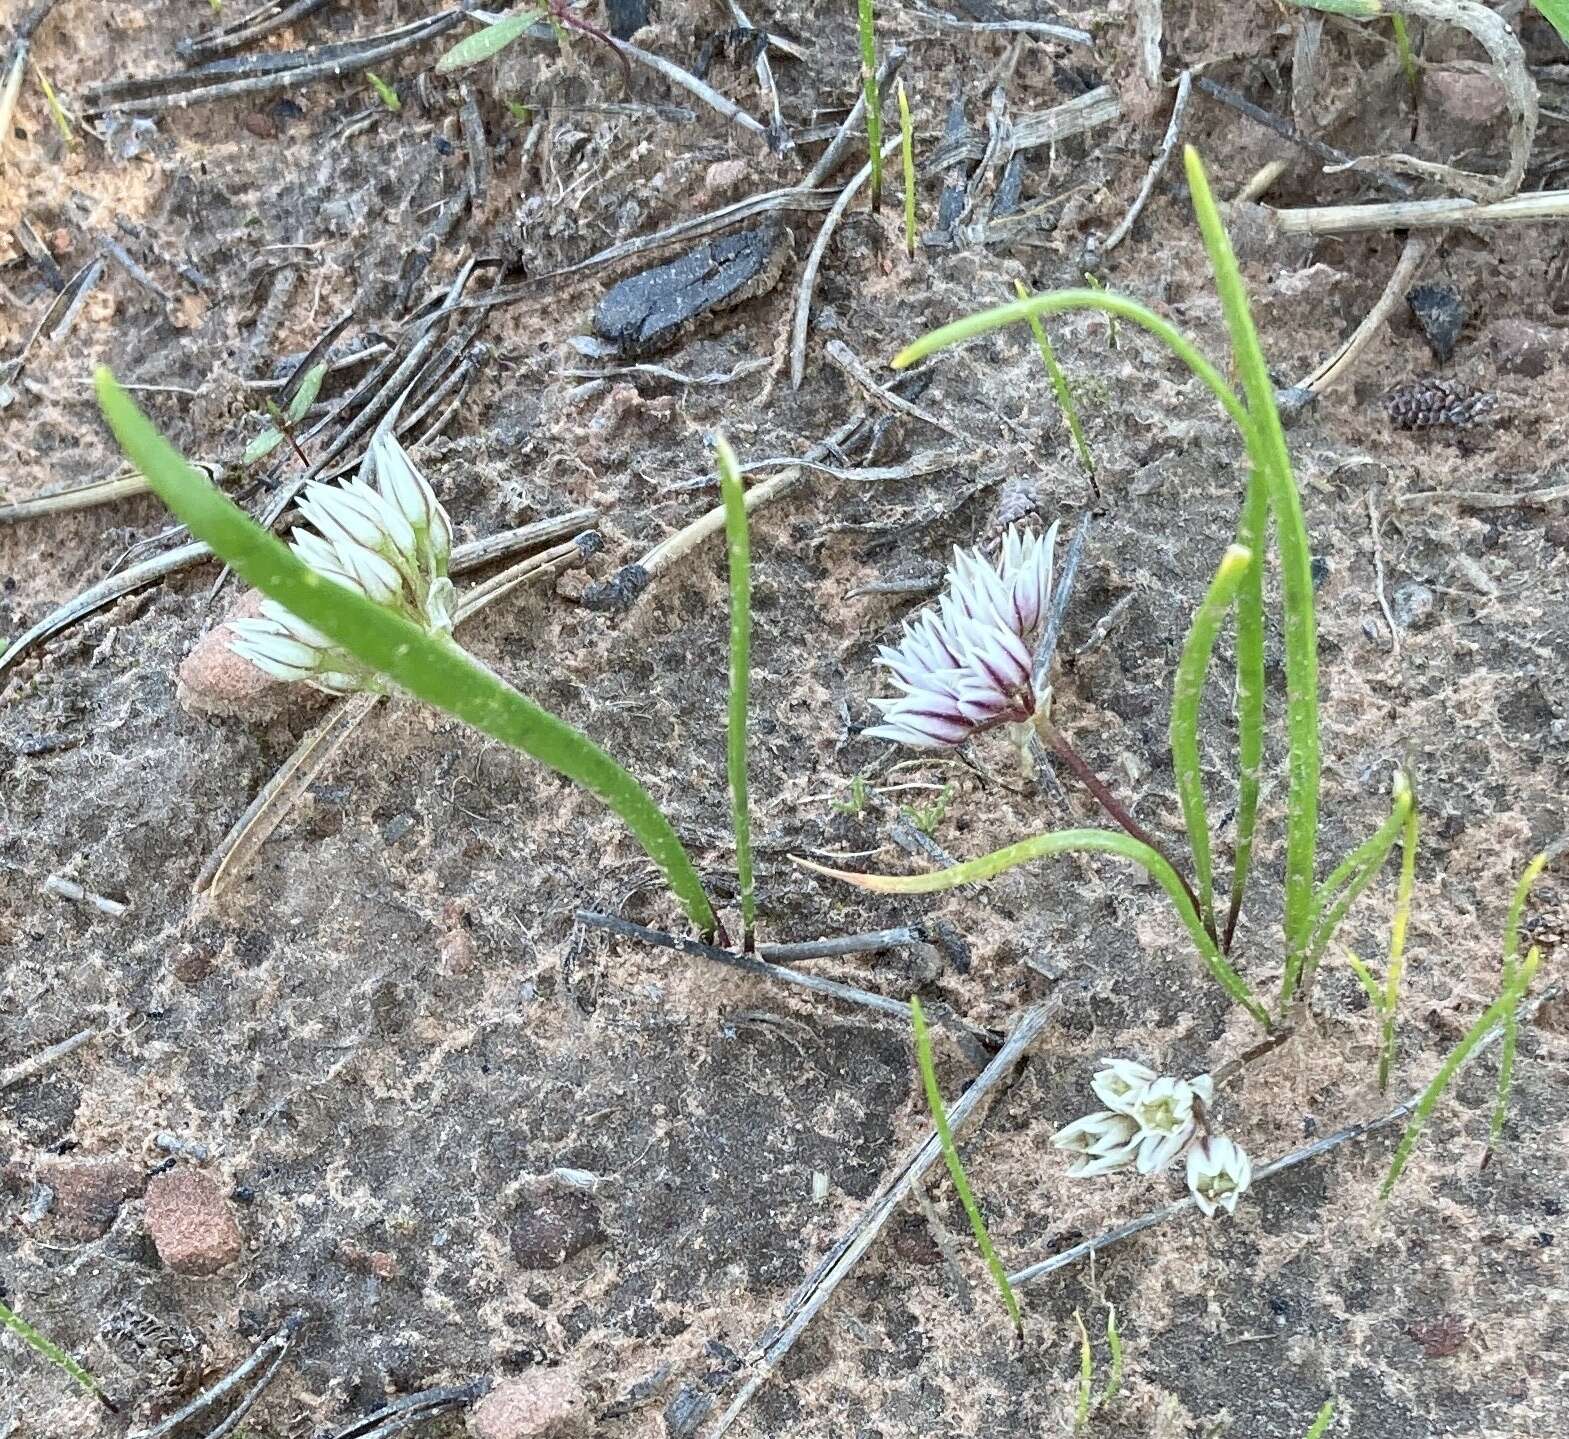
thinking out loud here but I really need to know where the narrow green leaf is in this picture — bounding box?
[1098,1305,1123,1409]
[95,369,717,936]
[1013,280,1094,478]
[1072,1309,1093,1432]
[1382,949,1539,1201]
[33,63,73,146]
[366,70,402,110]
[798,827,1270,1027]
[715,433,755,944]
[0,1300,110,1408]
[911,996,1022,1334]
[1378,777,1419,1090]
[1344,950,1387,1010]
[1171,543,1253,939]
[856,0,883,209]
[1535,0,1569,47]
[1492,851,1549,1149]
[242,425,286,465]
[891,289,1253,452]
[1184,147,1321,985]
[1304,1400,1336,1439]
[436,10,543,72]
[285,361,328,425]
[1290,779,1412,1002]
[1224,468,1269,950]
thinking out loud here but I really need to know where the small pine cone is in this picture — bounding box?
[1384,376,1498,431]
[992,477,1042,535]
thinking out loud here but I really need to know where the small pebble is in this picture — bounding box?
[145,1169,243,1275]
[34,1158,143,1241]
[510,1192,605,1269]
[1393,581,1437,630]
[468,1370,591,1439]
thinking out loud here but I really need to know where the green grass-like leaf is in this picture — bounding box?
[1381,946,1539,1201]
[367,70,402,111]
[856,0,883,209]
[1492,851,1549,1151]
[1073,1309,1093,1431]
[1304,1399,1336,1439]
[1171,544,1253,939]
[1183,147,1321,991]
[33,63,73,146]
[1012,280,1094,478]
[715,433,755,944]
[911,996,1021,1334]
[897,78,916,258]
[1291,776,1412,1000]
[1099,1305,1123,1409]
[96,369,718,936]
[1378,780,1419,1090]
[1536,0,1569,46]
[1224,469,1269,949]
[436,9,543,71]
[798,828,1269,1027]
[1,1299,111,1409]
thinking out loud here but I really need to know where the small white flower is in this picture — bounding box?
[1050,1110,1142,1179]
[1189,1072,1215,1109]
[1127,1077,1200,1174]
[864,522,1057,750]
[372,429,453,578]
[1186,1135,1252,1217]
[227,434,458,694]
[1090,1058,1157,1116]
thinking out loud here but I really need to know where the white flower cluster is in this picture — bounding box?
[229,432,456,695]
[1051,1058,1253,1218]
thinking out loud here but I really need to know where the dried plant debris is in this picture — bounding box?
[587,222,791,357]
[1384,376,1498,430]
[1406,283,1468,364]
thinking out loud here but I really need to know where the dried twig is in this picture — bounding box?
[790,136,903,389]
[758,928,922,963]
[802,48,906,189]
[608,34,769,141]
[904,4,1092,47]
[574,910,999,1045]
[1395,482,1569,511]
[707,999,1066,1437]
[923,88,1120,170]
[132,1315,305,1439]
[83,11,465,114]
[1104,70,1192,253]
[42,874,128,916]
[1194,76,1414,199]
[824,342,967,441]
[178,0,334,62]
[1268,190,1569,237]
[323,1382,488,1439]
[1279,234,1429,413]
[1368,488,1400,659]
[0,1024,103,1092]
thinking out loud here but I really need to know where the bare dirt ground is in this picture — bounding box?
[3,2,1568,1437]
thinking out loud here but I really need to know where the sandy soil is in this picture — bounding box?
[3,2,1568,1437]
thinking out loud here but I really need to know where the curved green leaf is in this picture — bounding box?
[436,10,543,72]
[96,369,717,936]
[796,828,1270,1027]
[1171,544,1253,939]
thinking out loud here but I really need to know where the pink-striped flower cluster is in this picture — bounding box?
[865,523,1058,750]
